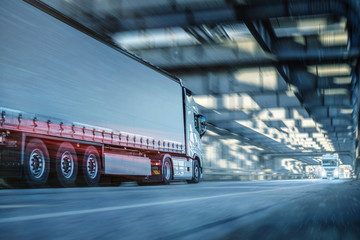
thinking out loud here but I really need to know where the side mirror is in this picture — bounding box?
[197,115,207,138]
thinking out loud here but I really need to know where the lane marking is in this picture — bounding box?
[0,204,46,209]
[0,183,321,223]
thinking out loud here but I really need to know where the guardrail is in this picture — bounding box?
[203,167,304,181]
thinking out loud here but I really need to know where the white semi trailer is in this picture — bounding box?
[0,0,206,187]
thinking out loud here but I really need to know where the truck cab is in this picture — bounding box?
[184,88,207,173]
[321,155,340,179]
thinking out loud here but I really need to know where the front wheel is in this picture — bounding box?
[24,139,50,188]
[187,160,200,184]
[162,158,172,185]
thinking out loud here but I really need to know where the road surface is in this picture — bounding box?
[1,179,359,240]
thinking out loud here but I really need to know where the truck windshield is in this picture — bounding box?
[322,160,338,166]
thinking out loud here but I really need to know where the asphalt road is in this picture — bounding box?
[0,179,359,240]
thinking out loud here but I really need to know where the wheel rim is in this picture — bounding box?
[164,161,171,180]
[61,151,74,178]
[86,153,98,179]
[29,149,45,178]
[194,165,199,179]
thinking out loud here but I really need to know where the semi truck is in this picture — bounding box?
[0,0,207,187]
[320,154,340,179]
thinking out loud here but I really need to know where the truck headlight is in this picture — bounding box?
[321,170,326,177]
[334,169,339,177]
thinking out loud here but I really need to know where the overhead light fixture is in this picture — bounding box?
[318,31,348,46]
[296,18,327,32]
[308,64,351,77]
[341,109,353,114]
[323,88,348,95]
[334,77,352,84]
[114,27,195,49]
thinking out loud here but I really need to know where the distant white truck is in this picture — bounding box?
[321,154,340,179]
[0,0,207,187]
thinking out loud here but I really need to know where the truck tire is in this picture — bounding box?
[162,158,172,185]
[24,139,50,188]
[55,142,78,187]
[80,146,101,187]
[187,160,200,184]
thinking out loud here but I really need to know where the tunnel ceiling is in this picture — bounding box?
[41,0,360,166]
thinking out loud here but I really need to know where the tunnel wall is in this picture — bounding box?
[201,133,262,181]
[201,134,306,181]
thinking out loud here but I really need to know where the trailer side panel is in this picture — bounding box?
[0,0,185,145]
